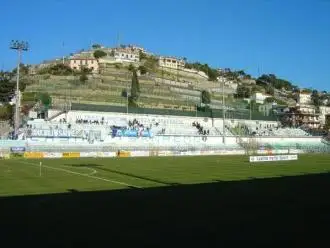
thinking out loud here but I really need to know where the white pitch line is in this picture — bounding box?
[62,165,97,176]
[20,161,142,189]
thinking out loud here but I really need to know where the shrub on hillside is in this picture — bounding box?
[93,50,107,59]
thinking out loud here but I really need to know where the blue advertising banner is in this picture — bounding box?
[10,147,26,153]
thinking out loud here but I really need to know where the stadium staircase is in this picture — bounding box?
[46,110,67,121]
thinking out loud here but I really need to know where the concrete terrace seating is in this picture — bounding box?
[35,110,239,138]
[270,128,310,137]
[26,120,108,141]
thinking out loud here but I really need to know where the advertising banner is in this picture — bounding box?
[80,152,98,158]
[103,152,117,157]
[24,152,44,159]
[249,154,298,163]
[289,149,305,154]
[0,152,11,159]
[10,147,26,153]
[130,151,150,157]
[118,151,131,158]
[43,152,63,159]
[156,151,173,157]
[62,152,80,158]
[149,150,159,157]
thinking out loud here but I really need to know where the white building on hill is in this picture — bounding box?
[114,48,140,62]
[158,56,185,70]
[251,92,272,104]
[296,92,312,105]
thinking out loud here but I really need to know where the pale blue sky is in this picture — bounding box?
[1,0,330,90]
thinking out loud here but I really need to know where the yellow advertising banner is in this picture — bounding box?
[24,152,44,159]
[62,152,80,158]
[118,151,131,158]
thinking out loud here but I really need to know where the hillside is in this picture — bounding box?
[14,44,328,124]
[24,61,239,112]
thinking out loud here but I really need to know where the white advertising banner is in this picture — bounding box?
[43,152,63,158]
[80,152,98,158]
[249,154,298,163]
[157,151,173,157]
[289,149,305,154]
[130,151,150,157]
[100,152,117,158]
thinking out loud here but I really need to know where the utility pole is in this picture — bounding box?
[222,79,225,144]
[10,40,29,139]
[250,87,252,120]
[126,70,129,116]
[62,41,65,64]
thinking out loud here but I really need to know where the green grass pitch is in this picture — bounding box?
[1,154,330,246]
[1,154,330,196]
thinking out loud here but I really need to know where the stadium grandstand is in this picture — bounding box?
[1,107,329,155]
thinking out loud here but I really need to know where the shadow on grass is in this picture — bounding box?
[1,173,330,247]
[66,163,179,186]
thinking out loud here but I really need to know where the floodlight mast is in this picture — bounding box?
[10,40,29,138]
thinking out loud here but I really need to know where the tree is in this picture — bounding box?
[38,92,52,108]
[236,85,251,98]
[0,104,13,121]
[130,69,140,102]
[12,63,29,75]
[110,50,115,57]
[236,70,246,77]
[256,74,295,91]
[128,64,135,72]
[21,104,31,116]
[81,66,93,74]
[201,90,211,104]
[139,50,147,60]
[264,97,276,104]
[138,65,147,75]
[79,73,88,83]
[184,62,219,81]
[265,85,274,95]
[39,64,73,75]
[0,71,15,103]
[93,50,107,59]
[92,44,101,49]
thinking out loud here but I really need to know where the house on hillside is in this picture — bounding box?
[319,106,330,126]
[69,58,99,73]
[296,92,312,105]
[158,56,185,70]
[114,48,140,62]
[127,45,146,53]
[279,105,320,129]
[251,92,272,104]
